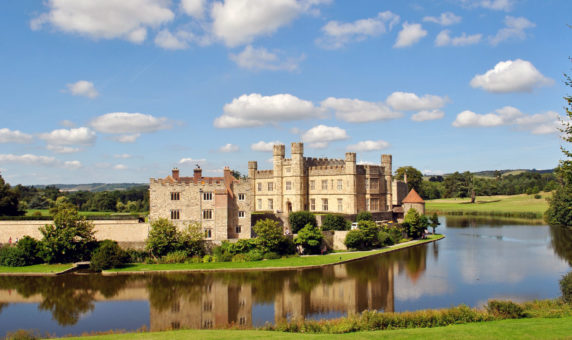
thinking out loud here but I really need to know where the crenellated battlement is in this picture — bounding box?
[304,157,345,167]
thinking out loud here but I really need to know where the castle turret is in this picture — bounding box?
[273,144,285,212]
[382,154,392,210]
[345,152,357,212]
[291,142,305,211]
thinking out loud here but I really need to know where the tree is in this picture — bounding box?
[429,213,440,234]
[395,166,423,194]
[294,223,323,254]
[0,174,23,216]
[288,211,317,234]
[402,208,428,239]
[146,218,180,258]
[39,200,96,263]
[356,211,373,222]
[179,221,205,256]
[321,214,349,231]
[253,218,286,254]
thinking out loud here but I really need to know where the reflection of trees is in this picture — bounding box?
[0,275,133,326]
[550,225,572,266]
[445,216,544,227]
[0,302,8,315]
[146,274,206,312]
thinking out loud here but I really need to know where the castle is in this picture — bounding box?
[149,142,422,241]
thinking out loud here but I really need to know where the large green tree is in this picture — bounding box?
[0,174,23,216]
[394,166,423,194]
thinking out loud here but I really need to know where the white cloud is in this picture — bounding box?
[214,93,324,128]
[211,0,328,47]
[320,97,401,123]
[251,141,282,152]
[39,127,96,145]
[0,154,81,168]
[490,16,535,45]
[66,80,99,98]
[180,0,205,18]
[0,128,33,144]
[229,45,303,71]
[412,110,445,122]
[60,120,75,128]
[179,157,206,164]
[91,112,171,134]
[114,153,132,159]
[423,12,461,26]
[347,140,390,152]
[219,143,240,152]
[317,11,399,49]
[470,59,553,93]
[154,29,195,50]
[30,0,175,43]
[435,30,481,46]
[46,145,81,154]
[479,0,515,11]
[452,106,562,134]
[394,22,427,48]
[386,92,449,111]
[113,134,141,143]
[113,164,128,170]
[301,125,348,148]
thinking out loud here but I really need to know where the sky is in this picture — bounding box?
[0,0,571,185]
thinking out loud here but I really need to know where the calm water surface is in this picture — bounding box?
[0,217,570,337]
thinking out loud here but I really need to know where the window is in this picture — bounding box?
[268,199,273,210]
[321,180,327,190]
[286,181,292,190]
[203,301,213,311]
[203,192,213,200]
[203,209,212,220]
[257,183,262,192]
[310,198,315,211]
[171,192,180,200]
[239,316,246,325]
[370,178,379,190]
[322,199,328,211]
[338,198,343,212]
[204,228,212,238]
[286,167,291,173]
[236,225,242,234]
[371,198,379,211]
[238,193,245,201]
[257,199,262,210]
[238,211,245,218]
[170,210,180,220]
[171,321,180,330]
[203,320,213,329]
[337,179,343,190]
[268,182,273,191]
[310,180,315,190]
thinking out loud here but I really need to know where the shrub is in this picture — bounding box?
[322,214,349,231]
[388,227,403,244]
[245,249,264,261]
[356,211,373,222]
[254,219,290,254]
[0,246,27,267]
[377,231,393,247]
[160,250,189,264]
[232,253,248,262]
[202,255,213,263]
[126,249,148,263]
[344,230,365,250]
[534,194,542,199]
[561,271,572,304]
[358,221,381,249]
[146,218,179,258]
[16,236,41,265]
[486,300,526,319]
[5,329,40,340]
[179,221,205,257]
[90,240,129,271]
[288,211,317,234]
[263,252,281,260]
[213,246,233,262]
[294,223,324,254]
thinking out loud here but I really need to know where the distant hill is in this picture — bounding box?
[424,169,555,179]
[32,183,148,192]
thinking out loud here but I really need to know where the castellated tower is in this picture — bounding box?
[381,154,393,210]
[248,161,258,209]
[345,152,357,212]
[290,142,306,212]
[273,144,285,212]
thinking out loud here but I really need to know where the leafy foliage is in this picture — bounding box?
[0,246,27,267]
[486,300,526,318]
[561,271,572,304]
[395,166,424,194]
[146,219,204,259]
[294,223,324,254]
[90,240,129,271]
[402,208,428,239]
[253,218,290,254]
[321,214,349,231]
[288,211,317,233]
[0,174,23,216]
[356,211,372,222]
[429,213,440,234]
[16,236,41,265]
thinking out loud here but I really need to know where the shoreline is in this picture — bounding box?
[102,235,444,276]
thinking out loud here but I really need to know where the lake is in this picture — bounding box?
[0,217,570,337]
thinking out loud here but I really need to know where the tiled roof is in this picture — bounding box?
[402,189,424,203]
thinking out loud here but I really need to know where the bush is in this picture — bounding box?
[486,300,526,319]
[16,236,41,265]
[146,218,179,258]
[0,246,27,267]
[245,249,264,261]
[160,250,189,264]
[561,271,572,304]
[388,227,403,244]
[294,223,324,254]
[288,211,317,234]
[356,211,373,222]
[377,231,393,247]
[254,218,292,254]
[213,245,233,262]
[89,240,129,271]
[358,221,381,249]
[263,252,281,260]
[344,230,366,250]
[322,214,350,231]
[232,253,248,262]
[126,249,148,263]
[534,194,542,199]
[5,329,40,340]
[202,255,213,263]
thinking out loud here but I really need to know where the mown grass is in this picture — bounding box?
[106,235,444,273]
[60,317,572,340]
[25,209,139,217]
[426,193,550,219]
[0,263,73,274]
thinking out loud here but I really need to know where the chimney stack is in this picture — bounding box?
[172,168,180,181]
[193,166,202,181]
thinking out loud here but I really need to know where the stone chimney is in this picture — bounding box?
[172,168,180,181]
[193,166,202,181]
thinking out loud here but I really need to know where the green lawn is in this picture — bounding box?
[62,317,572,340]
[0,263,73,274]
[426,193,550,218]
[106,235,443,273]
[25,209,146,217]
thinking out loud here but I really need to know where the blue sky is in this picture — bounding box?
[0,0,571,185]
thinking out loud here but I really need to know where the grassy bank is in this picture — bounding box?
[0,263,73,274]
[426,193,550,219]
[105,235,443,274]
[60,317,572,340]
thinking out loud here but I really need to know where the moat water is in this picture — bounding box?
[0,217,570,337]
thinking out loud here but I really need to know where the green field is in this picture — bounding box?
[106,235,443,273]
[60,317,572,340]
[25,209,146,218]
[0,263,73,274]
[426,193,550,218]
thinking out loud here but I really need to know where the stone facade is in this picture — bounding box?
[149,166,252,241]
